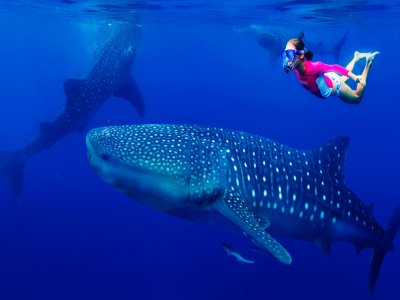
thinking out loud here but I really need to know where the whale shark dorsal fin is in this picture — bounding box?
[214,192,292,265]
[63,78,85,101]
[114,76,145,117]
[312,136,349,183]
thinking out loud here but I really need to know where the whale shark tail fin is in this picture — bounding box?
[369,203,400,293]
[333,31,349,62]
[114,75,145,117]
[0,150,26,201]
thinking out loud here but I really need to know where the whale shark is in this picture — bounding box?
[237,25,348,65]
[86,124,400,292]
[0,22,144,199]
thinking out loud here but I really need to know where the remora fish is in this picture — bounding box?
[86,124,400,292]
[0,22,144,198]
[220,242,255,264]
[237,25,348,64]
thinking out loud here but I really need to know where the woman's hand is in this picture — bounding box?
[356,75,366,87]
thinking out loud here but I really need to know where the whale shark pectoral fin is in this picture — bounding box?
[262,217,270,229]
[214,193,292,265]
[114,76,145,117]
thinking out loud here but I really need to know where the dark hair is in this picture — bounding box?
[288,33,313,61]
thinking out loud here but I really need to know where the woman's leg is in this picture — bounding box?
[338,52,368,99]
[341,51,368,82]
[339,51,379,104]
[356,51,379,88]
[346,51,367,71]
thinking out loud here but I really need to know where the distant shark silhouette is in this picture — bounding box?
[87,124,400,292]
[0,22,144,199]
[238,25,349,65]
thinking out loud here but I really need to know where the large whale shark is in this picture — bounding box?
[86,124,400,292]
[0,22,144,199]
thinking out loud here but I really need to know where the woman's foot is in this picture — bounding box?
[366,51,380,63]
[354,51,369,61]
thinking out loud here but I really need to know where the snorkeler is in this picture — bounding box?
[282,33,379,104]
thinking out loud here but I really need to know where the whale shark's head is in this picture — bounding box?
[86,125,193,213]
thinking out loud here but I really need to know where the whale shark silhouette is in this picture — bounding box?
[237,25,348,66]
[86,124,400,293]
[0,22,144,199]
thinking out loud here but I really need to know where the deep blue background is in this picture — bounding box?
[0,6,399,300]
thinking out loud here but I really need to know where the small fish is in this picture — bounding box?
[220,242,255,264]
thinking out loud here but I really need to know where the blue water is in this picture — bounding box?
[0,1,399,299]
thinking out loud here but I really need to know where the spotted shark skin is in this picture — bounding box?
[86,124,400,292]
[0,22,144,199]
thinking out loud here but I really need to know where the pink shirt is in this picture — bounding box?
[294,60,349,98]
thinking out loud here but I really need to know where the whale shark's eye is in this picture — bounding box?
[100,153,110,161]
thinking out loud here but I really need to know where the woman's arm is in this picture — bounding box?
[320,63,349,76]
[317,62,365,86]
[347,71,366,86]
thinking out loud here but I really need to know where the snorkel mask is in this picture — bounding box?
[282,33,306,73]
[281,49,304,73]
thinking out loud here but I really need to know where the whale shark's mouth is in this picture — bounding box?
[86,130,113,176]
[86,127,194,213]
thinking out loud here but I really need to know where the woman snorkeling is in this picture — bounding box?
[282,33,379,104]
